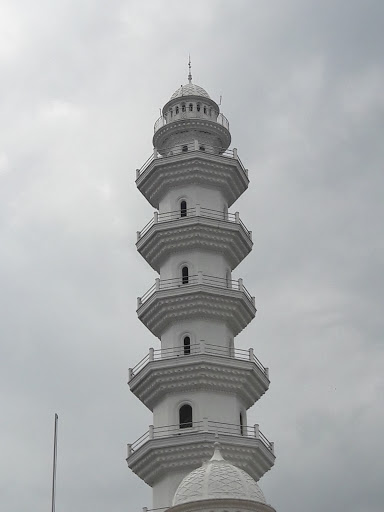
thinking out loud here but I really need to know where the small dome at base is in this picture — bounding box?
[173,443,267,506]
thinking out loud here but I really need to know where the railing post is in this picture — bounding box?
[149,425,154,440]
[254,424,260,439]
[252,296,256,306]
[245,169,249,177]
[203,416,209,432]
[196,203,201,216]
[233,147,238,159]
[153,147,158,159]
[249,348,254,362]
[270,442,275,454]
[149,347,154,362]
[198,271,203,284]
[155,278,160,291]
[137,297,142,309]
[235,212,240,223]
[136,231,141,241]
[127,443,132,458]
[265,367,269,379]
[194,139,199,151]
[238,278,243,291]
[154,211,158,223]
[249,230,252,240]
[128,368,133,381]
[136,169,140,179]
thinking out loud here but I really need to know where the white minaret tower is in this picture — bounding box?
[127,65,275,511]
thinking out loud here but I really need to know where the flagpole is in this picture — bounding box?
[51,413,58,512]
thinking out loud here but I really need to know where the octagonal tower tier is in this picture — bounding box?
[128,75,275,510]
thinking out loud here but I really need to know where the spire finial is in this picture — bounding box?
[188,55,192,84]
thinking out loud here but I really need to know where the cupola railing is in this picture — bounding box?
[128,342,269,381]
[127,420,274,458]
[137,206,251,241]
[136,141,246,178]
[154,112,229,133]
[137,274,255,309]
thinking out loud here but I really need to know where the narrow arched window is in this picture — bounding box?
[170,109,173,117]
[209,108,212,116]
[181,103,186,112]
[182,266,189,284]
[176,106,179,114]
[197,104,201,112]
[203,106,207,114]
[180,200,187,217]
[179,404,192,428]
[240,413,244,436]
[189,103,193,111]
[183,336,191,355]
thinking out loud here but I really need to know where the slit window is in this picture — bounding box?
[182,145,188,152]
[180,200,187,217]
[240,413,244,436]
[197,104,201,112]
[176,106,179,114]
[179,404,192,428]
[182,266,189,284]
[183,336,191,355]
[189,103,193,111]
[182,103,186,112]
[199,145,205,151]
[204,106,207,114]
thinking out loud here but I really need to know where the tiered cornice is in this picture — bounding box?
[136,143,249,208]
[127,426,275,486]
[137,275,256,338]
[128,344,270,410]
[136,208,252,271]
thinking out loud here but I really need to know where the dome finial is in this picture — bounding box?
[188,54,192,84]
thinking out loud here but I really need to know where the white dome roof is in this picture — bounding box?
[170,83,211,100]
[173,444,267,506]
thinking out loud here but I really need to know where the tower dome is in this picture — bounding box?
[170,82,211,100]
[173,444,267,506]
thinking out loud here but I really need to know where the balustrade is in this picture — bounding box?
[137,206,251,240]
[128,341,268,379]
[127,419,274,457]
[136,141,246,178]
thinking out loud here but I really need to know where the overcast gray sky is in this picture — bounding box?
[0,1,383,511]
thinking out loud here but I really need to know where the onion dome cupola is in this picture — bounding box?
[153,65,231,153]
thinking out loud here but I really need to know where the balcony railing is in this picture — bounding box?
[136,141,247,178]
[128,342,269,380]
[137,273,255,309]
[154,112,229,133]
[137,206,252,241]
[127,419,274,457]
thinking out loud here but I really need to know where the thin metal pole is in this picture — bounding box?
[51,413,58,512]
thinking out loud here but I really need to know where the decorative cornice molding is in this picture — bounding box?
[137,154,248,208]
[137,287,256,338]
[137,219,252,272]
[129,356,269,410]
[127,434,275,486]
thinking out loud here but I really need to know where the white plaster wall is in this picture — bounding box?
[159,250,230,280]
[158,184,227,214]
[160,319,233,350]
[152,390,246,429]
[153,469,190,509]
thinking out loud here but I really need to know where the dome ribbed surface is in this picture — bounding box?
[173,445,266,506]
[170,83,211,100]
